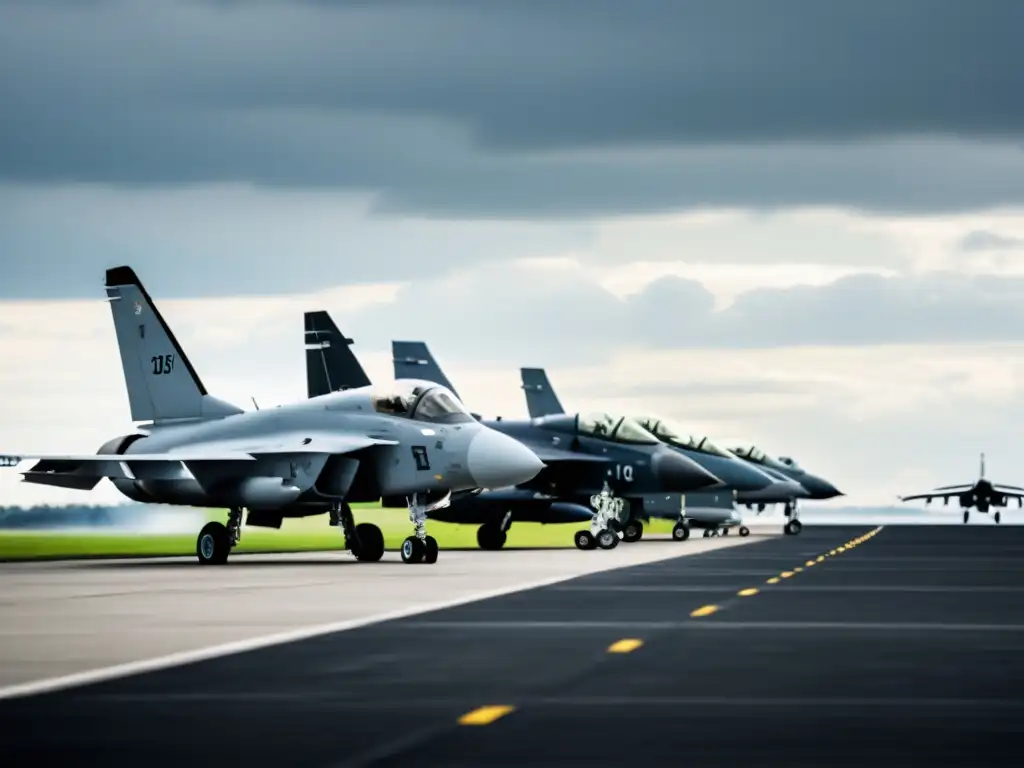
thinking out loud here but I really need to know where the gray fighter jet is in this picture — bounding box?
[520,367,782,540]
[391,341,723,550]
[899,452,1024,524]
[727,445,843,534]
[0,268,544,566]
[304,318,720,550]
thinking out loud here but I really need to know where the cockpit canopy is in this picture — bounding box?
[577,412,659,445]
[730,444,769,463]
[634,415,733,457]
[777,455,803,471]
[371,379,475,425]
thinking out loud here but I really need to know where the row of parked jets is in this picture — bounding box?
[0,266,843,566]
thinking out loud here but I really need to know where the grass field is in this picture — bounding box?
[0,504,680,561]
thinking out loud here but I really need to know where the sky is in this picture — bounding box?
[3,0,1024,508]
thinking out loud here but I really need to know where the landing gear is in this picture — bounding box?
[671,521,691,541]
[963,510,970,524]
[574,530,597,550]
[574,484,625,552]
[739,526,750,537]
[621,519,644,543]
[783,501,802,535]
[331,501,385,562]
[196,507,243,565]
[995,511,1001,524]
[477,510,513,550]
[400,491,449,565]
[477,523,507,550]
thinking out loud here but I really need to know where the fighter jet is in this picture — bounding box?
[727,444,843,534]
[0,268,544,566]
[899,452,1024,524]
[520,367,783,540]
[304,319,720,550]
[391,341,723,550]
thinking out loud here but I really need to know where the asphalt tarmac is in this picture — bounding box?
[2,524,1022,767]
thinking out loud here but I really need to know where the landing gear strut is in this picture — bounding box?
[331,501,385,562]
[783,501,803,535]
[196,507,244,565]
[400,491,449,564]
[574,484,623,550]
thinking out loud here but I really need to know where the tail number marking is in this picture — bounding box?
[151,354,175,376]
[615,464,634,482]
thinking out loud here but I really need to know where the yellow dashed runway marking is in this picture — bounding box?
[458,705,515,726]
[766,577,781,584]
[607,638,644,654]
[737,588,759,597]
[691,605,720,617]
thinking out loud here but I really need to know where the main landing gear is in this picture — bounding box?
[399,491,450,564]
[995,511,1002,524]
[672,520,691,541]
[621,519,644,543]
[477,511,513,551]
[331,501,386,563]
[783,501,803,536]
[196,507,244,565]
[963,510,970,524]
[574,485,624,550]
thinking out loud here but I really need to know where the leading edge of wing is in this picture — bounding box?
[1,433,399,467]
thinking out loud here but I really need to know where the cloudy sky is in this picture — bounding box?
[3,0,1024,509]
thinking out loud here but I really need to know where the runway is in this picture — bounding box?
[2,524,1023,766]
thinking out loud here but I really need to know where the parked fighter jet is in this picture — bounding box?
[0,268,544,566]
[899,453,1024,524]
[305,321,720,550]
[728,445,843,534]
[392,341,724,549]
[521,367,783,540]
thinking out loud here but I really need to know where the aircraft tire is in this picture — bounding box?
[401,536,425,564]
[476,524,507,550]
[574,530,597,550]
[784,519,803,536]
[622,520,644,543]
[963,511,970,524]
[596,529,619,550]
[197,522,230,565]
[353,523,385,562]
[671,522,690,541]
[995,512,1002,524]
[424,535,439,564]
[739,526,750,537]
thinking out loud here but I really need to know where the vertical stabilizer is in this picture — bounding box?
[391,341,460,400]
[520,367,566,418]
[104,266,243,425]
[304,311,372,398]
[981,452,986,479]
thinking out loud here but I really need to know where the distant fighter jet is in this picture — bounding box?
[899,453,1024,524]
[520,366,779,540]
[0,268,544,566]
[390,341,724,550]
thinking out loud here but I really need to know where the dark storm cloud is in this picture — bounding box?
[340,267,1024,365]
[1,0,1023,216]
[959,230,1024,252]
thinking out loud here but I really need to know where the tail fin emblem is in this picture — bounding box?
[133,301,142,315]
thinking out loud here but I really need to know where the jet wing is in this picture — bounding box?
[899,492,951,502]
[1,432,398,488]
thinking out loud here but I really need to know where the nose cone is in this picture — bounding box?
[716,457,775,493]
[654,449,720,492]
[804,474,843,500]
[466,428,544,489]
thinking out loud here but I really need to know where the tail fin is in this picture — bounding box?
[981,452,986,479]
[391,341,461,400]
[104,266,243,425]
[520,367,565,418]
[304,311,372,398]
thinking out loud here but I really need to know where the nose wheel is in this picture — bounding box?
[739,525,750,537]
[672,521,691,541]
[784,519,803,535]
